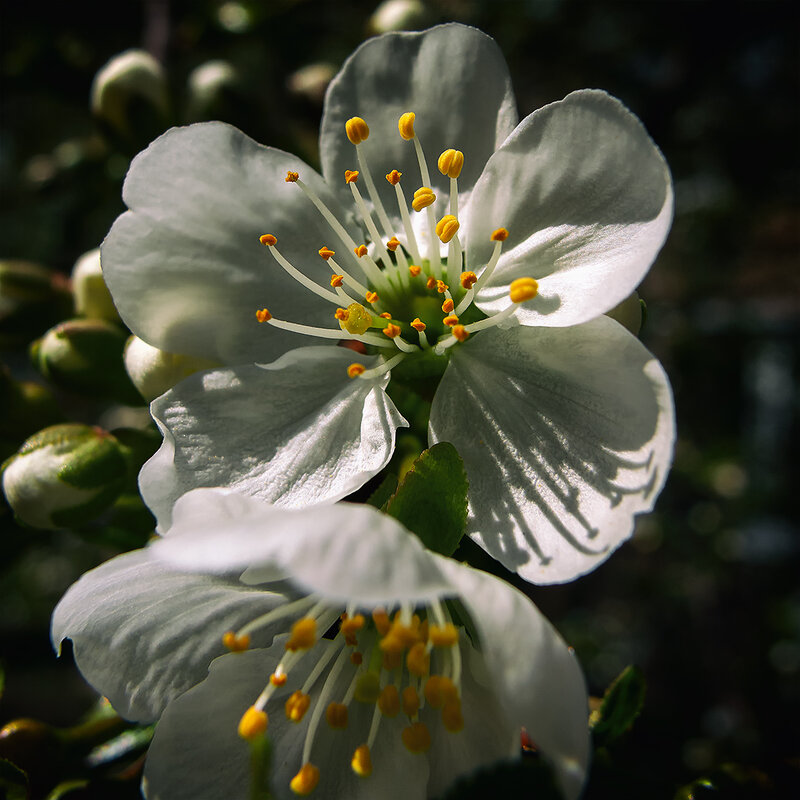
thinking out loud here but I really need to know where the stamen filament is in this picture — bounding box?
[472,238,504,296]
[301,637,345,695]
[266,316,394,348]
[447,234,463,286]
[327,256,370,297]
[238,595,318,638]
[412,136,431,189]
[357,352,407,379]
[464,303,518,333]
[349,182,393,270]
[449,176,459,218]
[392,182,422,263]
[302,645,351,764]
[264,244,342,304]
[392,336,419,354]
[356,145,394,237]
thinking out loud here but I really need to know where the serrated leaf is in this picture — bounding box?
[590,664,646,747]
[365,474,398,509]
[384,442,468,556]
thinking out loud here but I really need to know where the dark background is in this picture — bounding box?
[1,1,798,797]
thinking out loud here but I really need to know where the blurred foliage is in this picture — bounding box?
[1,0,798,798]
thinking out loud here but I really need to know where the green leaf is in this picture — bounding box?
[590,664,646,747]
[365,473,398,509]
[0,758,29,800]
[383,442,468,556]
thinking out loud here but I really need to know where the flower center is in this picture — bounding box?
[227,596,467,795]
[254,110,539,382]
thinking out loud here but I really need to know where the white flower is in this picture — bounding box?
[52,488,590,800]
[102,23,675,583]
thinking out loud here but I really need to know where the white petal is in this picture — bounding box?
[437,557,590,800]
[465,90,673,326]
[429,317,675,584]
[51,549,287,722]
[153,490,451,607]
[143,642,428,800]
[102,122,359,365]
[321,23,518,227]
[140,346,407,530]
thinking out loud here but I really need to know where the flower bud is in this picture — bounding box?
[0,260,73,348]
[369,0,429,34]
[186,60,242,120]
[71,248,120,323]
[2,424,128,529]
[31,319,140,403]
[605,291,644,336]
[91,50,169,144]
[287,63,336,105]
[123,336,219,401]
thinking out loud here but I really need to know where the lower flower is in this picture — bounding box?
[52,488,589,799]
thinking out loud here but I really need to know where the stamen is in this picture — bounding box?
[426,277,436,290]
[436,280,449,294]
[386,236,401,251]
[330,274,344,287]
[347,363,365,379]
[238,595,318,638]
[460,271,477,290]
[437,149,464,180]
[509,276,539,303]
[402,686,420,717]
[429,623,458,647]
[222,631,251,652]
[442,696,464,732]
[261,236,341,304]
[290,763,320,796]
[372,609,391,636]
[238,706,268,740]
[325,702,348,730]
[443,314,459,327]
[286,617,317,652]
[351,744,372,777]
[355,352,407,379]
[328,254,370,297]
[453,325,469,342]
[409,265,422,277]
[377,685,400,717]
[401,721,431,754]
[388,171,422,263]
[285,171,299,183]
[345,117,369,145]
[348,180,393,269]
[435,215,459,244]
[365,291,379,304]
[455,228,509,315]
[319,246,335,260]
[344,170,359,184]
[441,298,454,313]
[265,315,393,348]
[406,642,430,677]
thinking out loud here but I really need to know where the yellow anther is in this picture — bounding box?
[412,186,436,212]
[330,274,344,288]
[285,690,311,722]
[386,236,401,251]
[354,672,381,704]
[443,314,459,327]
[354,244,369,257]
[409,264,422,277]
[442,298,455,313]
[347,363,365,379]
[398,111,416,140]
[326,702,349,730]
[222,631,251,652]
[334,307,349,321]
[285,171,299,183]
[290,763,320,796]
[437,149,464,179]
[238,706,268,740]
[383,323,401,338]
[509,276,539,303]
[402,686,420,717]
[270,671,288,687]
[423,675,458,709]
[365,291,379,304]
[406,641,430,677]
[285,617,316,651]
[345,169,359,184]
[259,233,277,246]
[339,302,373,334]
[256,308,272,323]
[435,214,460,243]
[379,311,392,319]
[378,685,400,717]
[386,169,402,185]
[491,227,509,242]
[410,318,426,332]
[426,276,436,290]
[452,324,469,342]
[318,246,335,260]
[388,619,421,648]
[351,744,372,777]
[429,623,459,647]
[401,721,431,753]
[460,271,477,290]
[340,613,365,645]
[442,696,465,732]
[436,280,449,294]
[372,608,391,636]
[382,649,402,671]
[345,116,370,145]
[350,651,363,666]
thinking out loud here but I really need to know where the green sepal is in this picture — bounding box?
[383,442,468,557]
[590,664,646,748]
[0,758,29,800]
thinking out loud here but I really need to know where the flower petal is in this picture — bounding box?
[436,557,590,800]
[153,489,451,606]
[140,346,407,530]
[465,90,673,326]
[321,23,518,225]
[429,317,675,584]
[51,549,287,722]
[102,122,358,365]
[143,643,429,800]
